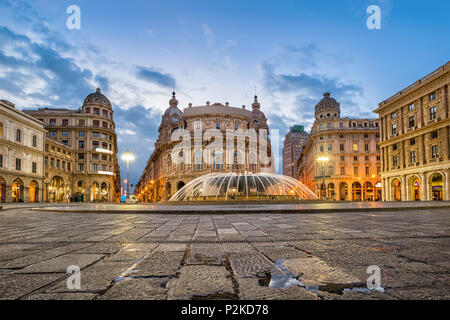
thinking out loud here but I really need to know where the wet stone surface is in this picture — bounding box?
[0,206,449,300]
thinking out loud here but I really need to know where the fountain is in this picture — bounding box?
[169,172,318,202]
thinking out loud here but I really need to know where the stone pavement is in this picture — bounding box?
[0,205,449,300]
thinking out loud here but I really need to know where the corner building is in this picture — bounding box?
[298,93,381,201]
[24,88,121,202]
[134,93,273,202]
[375,62,450,201]
[0,100,46,203]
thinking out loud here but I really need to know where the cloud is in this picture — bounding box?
[203,24,215,48]
[136,66,176,88]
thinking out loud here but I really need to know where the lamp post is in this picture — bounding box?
[121,150,135,200]
[318,156,329,200]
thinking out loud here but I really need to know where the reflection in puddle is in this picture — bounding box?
[260,258,385,296]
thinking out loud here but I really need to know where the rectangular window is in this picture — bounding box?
[78,153,85,160]
[429,92,436,101]
[410,138,416,146]
[32,162,37,174]
[377,167,381,174]
[365,166,370,175]
[353,156,358,161]
[93,120,100,127]
[328,144,332,151]
[393,144,398,151]
[392,123,397,135]
[365,156,369,161]
[408,104,414,111]
[340,144,344,151]
[16,158,21,171]
[393,155,398,167]
[78,141,85,149]
[79,119,86,126]
[409,116,415,128]
[354,167,358,175]
[410,151,416,163]
[94,108,100,115]
[431,145,439,159]
[93,132,100,138]
[62,140,69,146]
[341,167,345,175]
[391,112,397,119]
[78,163,84,171]
[92,141,99,149]
[103,110,108,117]
[102,133,108,140]
[92,153,99,160]
[50,158,54,167]
[62,131,69,137]
[62,119,69,126]
[0,154,3,168]
[376,156,381,161]
[353,143,358,152]
[49,119,56,126]
[56,160,60,169]
[79,131,86,137]
[92,163,99,172]
[49,131,57,137]
[339,134,344,139]
[102,122,108,128]
[429,106,437,120]
[365,143,369,151]
[431,130,438,139]
[340,156,345,162]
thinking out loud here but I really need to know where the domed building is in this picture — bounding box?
[297,93,382,201]
[24,88,121,203]
[134,92,274,202]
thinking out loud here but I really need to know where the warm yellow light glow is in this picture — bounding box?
[372,174,376,178]
[121,151,135,162]
[318,156,330,162]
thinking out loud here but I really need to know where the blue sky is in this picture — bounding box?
[0,0,449,188]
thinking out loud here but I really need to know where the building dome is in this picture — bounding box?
[315,92,340,120]
[251,96,268,129]
[83,88,111,108]
[169,172,318,202]
[163,91,183,119]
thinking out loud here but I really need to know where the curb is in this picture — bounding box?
[30,205,450,215]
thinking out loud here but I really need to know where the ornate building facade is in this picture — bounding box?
[282,125,309,178]
[297,93,381,201]
[134,93,273,202]
[0,100,46,203]
[24,88,121,202]
[375,62,450,201]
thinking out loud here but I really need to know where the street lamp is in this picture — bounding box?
[121,150,135,200]
[317,156,329,200]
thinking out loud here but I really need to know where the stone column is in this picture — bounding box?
[419,97,424,128]
[24,186,29,203]
[400,175,407,201]
[5,184,12,203]
[443,85,448,118]
[420,173,428,201]
[443,126,449,160]
[380,117,384,141]
[445,170,450,201]
[400,106,404,134]
[420,134,427,165]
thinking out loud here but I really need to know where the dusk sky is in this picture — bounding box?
[1,0,449,188]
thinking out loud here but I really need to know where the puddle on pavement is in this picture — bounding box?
[258,258,385,297]
[257,259,303,289]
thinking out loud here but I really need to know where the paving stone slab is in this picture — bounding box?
[167,265,234,300]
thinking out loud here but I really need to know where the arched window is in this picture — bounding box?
[178,151,185,171]
[16,129,21,143]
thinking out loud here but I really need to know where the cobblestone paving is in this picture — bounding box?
[0,207,449,300]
